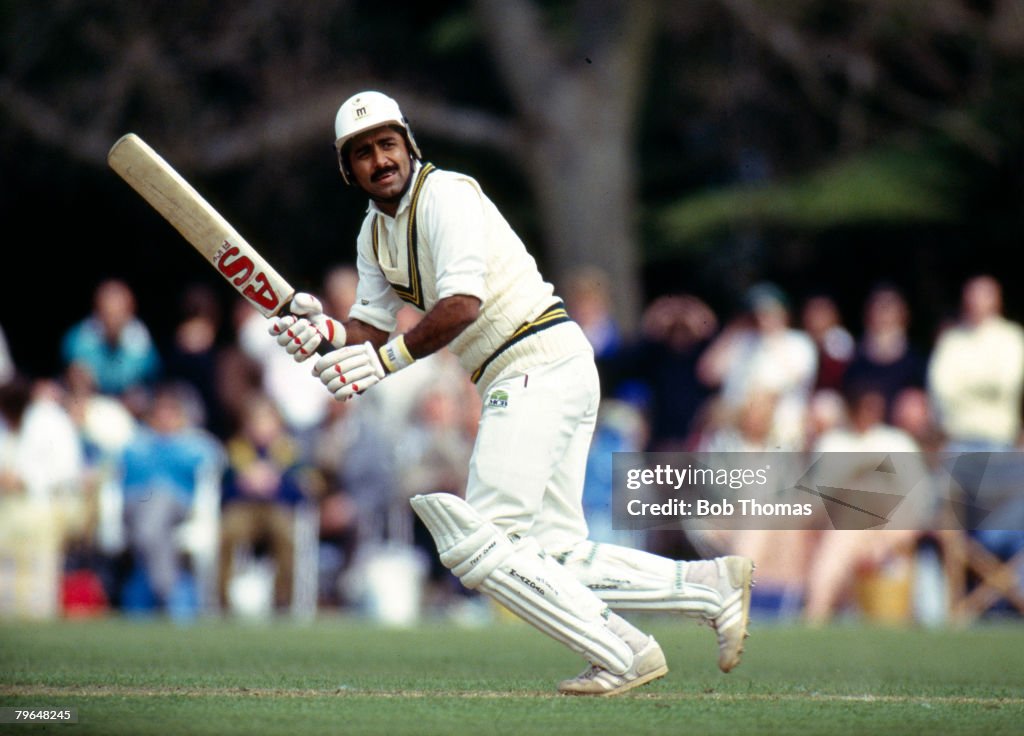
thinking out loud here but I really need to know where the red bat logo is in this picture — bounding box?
[216,242,280,311]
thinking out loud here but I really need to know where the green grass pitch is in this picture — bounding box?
[1,616,1022,735]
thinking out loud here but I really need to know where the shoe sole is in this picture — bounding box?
[560,663,669,697]
[718,556,754,673]
[600,662,669,696]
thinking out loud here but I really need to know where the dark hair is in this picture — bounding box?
[0,375,33,428]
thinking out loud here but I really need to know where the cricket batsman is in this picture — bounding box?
[269,91,754,696]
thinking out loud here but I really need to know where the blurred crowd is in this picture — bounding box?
[1,266,1022,627]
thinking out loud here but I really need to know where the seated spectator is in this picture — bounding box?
[235,302,331,441]
[119,382,221,613]
[0,375,84,619]
[601,294,718,450]
[61,279,161,406]
[696,390,781,453]
[395,386,478,616]
[62,362,137,561]
[64,362,137,462]
[890,387,945,455]
[218,394,312,613]
[804,388,848,451]
[162,284,232,439]
[843,284,926,421]
[804,385,933,625]
[801,294,854,392]
[1,376,84,507]
[698,283,817,451]
[695,389,812,619]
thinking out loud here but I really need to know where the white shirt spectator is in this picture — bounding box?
[928,315,1024,447]
[0,392,83,504]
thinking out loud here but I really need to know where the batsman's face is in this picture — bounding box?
[347,127,412,211]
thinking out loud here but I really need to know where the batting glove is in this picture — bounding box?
[268,292,346,362]
[313,341,386,401]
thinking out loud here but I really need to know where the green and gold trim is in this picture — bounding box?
[471,301,572,383]
[370,162,436,310]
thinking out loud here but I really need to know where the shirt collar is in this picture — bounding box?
[365,159,423,218]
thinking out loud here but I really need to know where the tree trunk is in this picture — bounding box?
[474,0,659,331]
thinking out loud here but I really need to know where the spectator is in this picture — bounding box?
[890,387,944,454]
[162,284,232,439]
[60,279,161,403]
[235,302,332,441]
[801,294,854,392]
[694,388,810,620]
[928,275,1024,579]
[315,478,359,609]
[396,387,474,501]
[64,362,137,464]
[843,284,926,420]
[601,294,718,450]
[311,387,398,553]
[698,283,817,450]
[396,386,478,615]
[805,385,933,625]
[696,390,780,453]
[212,301,264,439]
[311,392,414,616]
[927,274,1024,452]
[1,376,84,619]
[218,394,312,613]
[0,376,84,507]
[62,362,137,562]
[118,382,221,612]
[804,388,848,451]
[564,266,622,361]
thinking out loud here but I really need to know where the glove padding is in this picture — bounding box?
[313,341,386,401]
[268,293,346,362]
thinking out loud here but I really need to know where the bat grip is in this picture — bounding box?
[279,303,337,357]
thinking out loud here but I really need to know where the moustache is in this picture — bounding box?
[371,166,399,182]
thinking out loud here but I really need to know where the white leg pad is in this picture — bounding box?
[411,493,633,674]
[560,541,723,617]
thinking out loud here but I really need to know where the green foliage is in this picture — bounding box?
[655,144,960,253]
[429,10,479,55]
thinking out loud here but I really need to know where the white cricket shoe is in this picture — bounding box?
[707,556,754,673]
[557,637,668,697]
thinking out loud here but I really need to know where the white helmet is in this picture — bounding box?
[333,91,421,185]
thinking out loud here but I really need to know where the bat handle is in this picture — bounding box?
[279,302,337,357]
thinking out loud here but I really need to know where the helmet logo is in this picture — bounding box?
[354,105,367,118]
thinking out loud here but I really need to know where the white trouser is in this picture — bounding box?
[466,350,596,551]
[465,349,724,620]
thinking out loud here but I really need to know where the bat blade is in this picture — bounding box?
[107,133,294,318]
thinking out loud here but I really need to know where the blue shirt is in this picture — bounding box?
[120,427,220,505]
[62,317,161,395]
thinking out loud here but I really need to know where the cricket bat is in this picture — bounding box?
[107,133,300,321]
